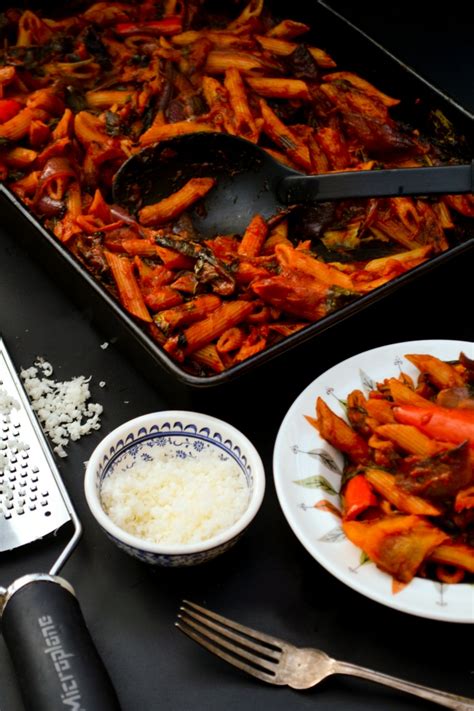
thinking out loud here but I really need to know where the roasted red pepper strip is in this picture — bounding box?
[343,474,378,520]
[393,405,474,449]
[0,99,22,124]
[114,18,182,36]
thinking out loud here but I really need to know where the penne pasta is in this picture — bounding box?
[364,246,432,273]
[375,423,445,457]
[138,120,215,146]
[86,90,135,110]
[259,99,312,171]
[315,397,370,464]
[324,72,399,106]
[246,77,311,101]
[307,46,337,68]
[166,300,254,358]
[192,344,226,373]
[3,147,37,168]
[255,35,296,56]
[74,111,109,146]
[138,177,216,227]
[404,353,466,390]
[202,76,236,134]
[228,0,264,29]
[144,286,183,312]
[365,469,443,516]
[314,126,352,171]
[0,1,471,381]
[267,19,309,39]
[154,294,221,334]
[275,243,354,290]
[429,543,474,573]
[66,182,82,218]
[104,251,152,323]
[216,327,246,353]
[0,108,33,141]
[224,68,258,140]
[387,378,434,407]
[238,214,268,257]
[205,50,265,75]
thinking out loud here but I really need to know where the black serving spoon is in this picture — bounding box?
[112,132,473,237]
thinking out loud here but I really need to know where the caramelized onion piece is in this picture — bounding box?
[437,387,474,409]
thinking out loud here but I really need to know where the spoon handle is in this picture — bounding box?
[279,161,474,203]
[333,660,474,710]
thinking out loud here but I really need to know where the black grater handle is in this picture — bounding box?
[2,575,122,711]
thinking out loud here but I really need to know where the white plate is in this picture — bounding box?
[273,340,474,623]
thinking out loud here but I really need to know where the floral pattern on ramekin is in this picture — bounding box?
[91,419,255,567]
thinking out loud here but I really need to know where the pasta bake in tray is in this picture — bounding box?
[0,0,473,385]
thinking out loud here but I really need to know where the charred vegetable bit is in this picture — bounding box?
[0,1,473,376]
[396,441,472,499]
[311,351,474,586]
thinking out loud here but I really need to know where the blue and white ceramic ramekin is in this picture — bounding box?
[84,411,265,566]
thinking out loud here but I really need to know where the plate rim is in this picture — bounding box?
[273,339,474,623]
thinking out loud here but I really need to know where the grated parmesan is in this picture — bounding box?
[20,358,103,458]
[0,388,21,475]
[101,449,249,545]
[0,387,20,418]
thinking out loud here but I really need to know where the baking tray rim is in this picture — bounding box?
[2,183,473,389]
[1,0,473,389]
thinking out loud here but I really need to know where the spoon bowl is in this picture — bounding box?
[113,132,294,236]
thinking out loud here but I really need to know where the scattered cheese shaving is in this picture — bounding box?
[0,387,20,417]
[0,388,21,474]
[20,359,103,458]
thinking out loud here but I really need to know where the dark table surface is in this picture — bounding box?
[1,3,473,710]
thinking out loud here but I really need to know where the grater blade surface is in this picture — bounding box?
[0,341,70,552]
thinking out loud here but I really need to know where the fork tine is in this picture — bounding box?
[180,605,281,662]
[175,619,282,685]
[181,600,287,651]
[177,610,279,674]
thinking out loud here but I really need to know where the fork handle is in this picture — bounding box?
[333,661,474,710]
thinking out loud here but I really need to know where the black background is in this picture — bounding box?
[1,3,473,710]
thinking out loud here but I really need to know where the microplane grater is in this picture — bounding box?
[0,339,75,555]
[0,339,82,575]
[0,338,121,711]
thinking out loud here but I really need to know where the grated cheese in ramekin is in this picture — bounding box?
[101,450,250,545]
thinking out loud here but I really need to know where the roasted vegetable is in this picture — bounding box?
[311,351,474,585]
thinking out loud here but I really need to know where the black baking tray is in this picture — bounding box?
[1,0,473,394]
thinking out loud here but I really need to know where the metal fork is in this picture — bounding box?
[176,601,474,710]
